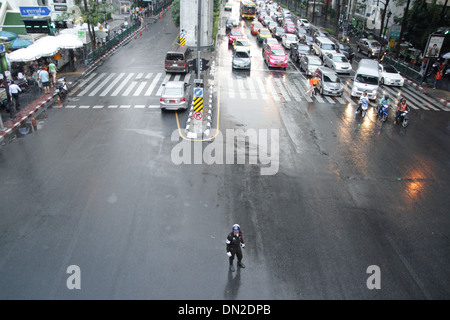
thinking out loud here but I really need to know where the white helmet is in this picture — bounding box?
[232,224,240,233]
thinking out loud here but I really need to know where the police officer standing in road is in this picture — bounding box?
[226,224,245,272]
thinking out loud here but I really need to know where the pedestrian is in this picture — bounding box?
[9,81,22,111]
[433,69,443,89]
[39,67,50,93]
[226,224,245,272]
[48,61,57,87]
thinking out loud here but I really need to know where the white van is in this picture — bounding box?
[313,37,337,59]
[351,59,380,100]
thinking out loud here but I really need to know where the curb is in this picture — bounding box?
[184,60,216,140]
[402,77,450,107]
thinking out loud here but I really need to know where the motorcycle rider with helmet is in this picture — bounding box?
[395,98,408,124]
[356,90,369,114]
[377,94,390,115]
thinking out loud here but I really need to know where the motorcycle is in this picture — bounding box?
[0,78,29,91]
[357,98,369,118]
[55,77,68,100]
[376,104,389,122]
[395,108,410,128]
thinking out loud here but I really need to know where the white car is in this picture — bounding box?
[323,52,352,74]
[297,18,310,30]
[281,34,298,49]
[379,64,404,86]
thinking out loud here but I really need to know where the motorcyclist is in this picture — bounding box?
[395,98,408,124]
[377,94,390,115]
[356,90,369,113]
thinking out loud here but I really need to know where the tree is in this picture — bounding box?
[171,0,180,28]
[61,0,117,50]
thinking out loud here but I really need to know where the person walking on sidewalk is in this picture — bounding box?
[48,61,57,87]
[226,224,246,272]
[9,82,22,111]
[39,68,50,94]
[433,69,443,89]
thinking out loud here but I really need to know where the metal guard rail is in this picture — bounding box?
[86,22,141,64]
[383,56,424,84]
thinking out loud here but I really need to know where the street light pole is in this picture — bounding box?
[196,0,201,80]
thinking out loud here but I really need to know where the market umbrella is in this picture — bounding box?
[8,46,42,62]
[0,30,18,41]
[10,38,33,49]
[441,52,450,59]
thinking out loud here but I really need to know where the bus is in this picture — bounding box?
[240,0,256,20]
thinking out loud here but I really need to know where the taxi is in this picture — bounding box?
[232,37,251,54]
[251,21,263,35]
[228,28,244,44]
[257,28,272,42]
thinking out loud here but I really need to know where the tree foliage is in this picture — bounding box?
[171,0,181,28]
[61,0,117,50]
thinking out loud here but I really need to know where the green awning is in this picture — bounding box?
[2,12,27,35]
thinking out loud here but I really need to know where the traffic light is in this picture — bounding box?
[200,58,210,71]
[22,19,50,34]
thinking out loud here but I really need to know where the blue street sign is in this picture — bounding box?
[0,44,4,53]
[20,6,51,17]
[194,88,203,97]
[180,32,185,38]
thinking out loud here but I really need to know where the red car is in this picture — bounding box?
[284,22,296,34]
[228,28,244,44]
[263,43,288,69]
[251,22,263,35]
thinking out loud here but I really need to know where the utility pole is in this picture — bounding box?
[395,0,411,59]
[196,0,201,81]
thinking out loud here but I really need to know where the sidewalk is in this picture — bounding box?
[0,16,153,143]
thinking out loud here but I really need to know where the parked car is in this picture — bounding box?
[356,38,381,58]
[323,52,352,74]
[300,54,323,76]
[263,43,288,69]
[224,3,232,11]
[314,67,344,96]
[232,48,251,70]
[281,34,298,49]
[160,81,191,111]
[257,28,272,42]
[379,64,404,86]
[228,28,244,44]
[290,42,313,62]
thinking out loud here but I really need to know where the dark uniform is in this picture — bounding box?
[226,224,245,272]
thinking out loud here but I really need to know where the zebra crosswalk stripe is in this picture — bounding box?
[255,77,269,100]
[89,73,116,96]
[293,79,312,103]
[100,73,126,96]
[247,77,258,100]
[70,72,97,96]
[111,73,135,96]
[145,72,162,96]
[274,78,291,102]
[266,78,280,102]
[77,73,107,96]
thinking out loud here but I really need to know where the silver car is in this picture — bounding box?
[323,52,352,74]
[160,81,191,111]
[300,54,323,76]
[232,48,251,70]
[356,38,381,58]
[314,67,344,96]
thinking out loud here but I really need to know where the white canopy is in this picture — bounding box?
[55,34,83,49]
[8,35,83,62]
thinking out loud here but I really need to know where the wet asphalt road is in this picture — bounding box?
[0,4,449,300]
